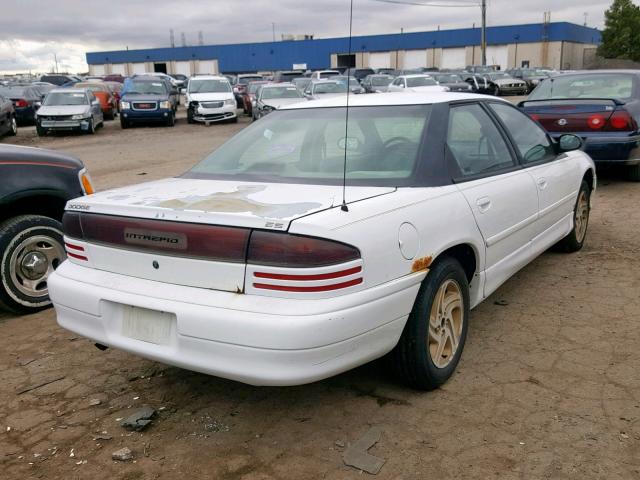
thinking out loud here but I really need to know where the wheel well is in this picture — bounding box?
[583,169,595,191]
[437,244,477,283]
[0,195,67,225]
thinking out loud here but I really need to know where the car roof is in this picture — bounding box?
[51,88,89,94]
[261,82,296,88]
[281,92,507,110]
[189,75,228,81]
[399,74,434,79]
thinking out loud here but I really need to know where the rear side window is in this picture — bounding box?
[489,103,556,164]
[447,104,514,177]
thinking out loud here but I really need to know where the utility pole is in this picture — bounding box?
[170,29,175,48]
[53,53,59,74]
[481,0,487,66]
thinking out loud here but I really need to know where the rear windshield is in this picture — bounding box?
[186,105,430,186]
[406,77,437,87]
[261,86,302,99]
[188,79,231,93]
[528,73,635,100]
[43,92,88,106]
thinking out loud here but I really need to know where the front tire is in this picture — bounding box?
[36,123,47,136]
[555,180,591,252]
[391,257,470,390]
[86,119,95,134]
[166,113,175,127]
[0,215,65,314]
[627,164,640,182]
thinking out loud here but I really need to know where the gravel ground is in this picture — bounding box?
[1,104,639,480]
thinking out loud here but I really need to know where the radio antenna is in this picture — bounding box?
[340,0,354,212]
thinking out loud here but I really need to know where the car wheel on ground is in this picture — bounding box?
[391,256,470,390]
[86,119,95,135]
[36,124,47,137]
[166,113,175,127]
[8,116,17,136]
[187,108,194,124]
[0,215,65,314]
[555,180,591,252]
[120,117,129,129]
[492,86,500,96]
[106,109,115,121]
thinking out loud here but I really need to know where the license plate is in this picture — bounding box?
[122,306,174,345]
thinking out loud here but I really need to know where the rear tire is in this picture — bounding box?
[627,164,640,182]
[390,256,470,390]
[0,215,65,314]
[555,180,591,252]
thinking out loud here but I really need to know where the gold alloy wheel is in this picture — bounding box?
[574,190,589,243]
[428,279,464,369]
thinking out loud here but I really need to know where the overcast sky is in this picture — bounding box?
[0,0,616,74]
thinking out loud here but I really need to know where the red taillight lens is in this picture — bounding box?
[62,212,83,239]
[529,114,540,122]
[247,231,360,268]
[608,111,635,130]
[15,99,28,108]
[587,114,605,130]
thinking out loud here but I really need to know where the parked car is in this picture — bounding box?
[169,74,188,89]
[272,71,305,83]
[361,74,394,93]
[344,68,375,82]
[74,82,117,120]
[36,88,104,136]
[462,74,496,94]
[303,80,349,99]
[387,75,448,93]
[40,74,77,86]
[0,144,93,313]
[104,81,123,112]
[252,83,305,120]
[119,78,177,128]
[103,74,125,83]
[507,69,550,92]
[131,74,179,109]
[333,76,365,94]
[0,94,17,137]
[481,72,528,96]
[520,70,640,181]
[0,85,42,125]
[233,74,264,107]
[465,65,496,75]
[48,92,595,389]
[310,70,341,80]
[432,73,473,93]
[242,80,271,116]
[185,75,237,124]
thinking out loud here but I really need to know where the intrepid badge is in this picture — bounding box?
[124,228,187,250]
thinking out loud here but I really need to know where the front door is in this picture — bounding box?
[446,103,540,297]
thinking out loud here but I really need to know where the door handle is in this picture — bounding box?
[537,178,548,190]
[476,196,491,212]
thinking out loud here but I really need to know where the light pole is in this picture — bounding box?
[481,0,486,66]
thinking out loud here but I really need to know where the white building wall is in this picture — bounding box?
[369,52,391,69]
[486,45,509,70]
[110,64,126,75]
[90,64,105,76]
[440,48,466,69]
[403,49,427,69]
[196,60,218,74]
[131,63,148,74]
[175,61,192,76]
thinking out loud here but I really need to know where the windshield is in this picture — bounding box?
[435,74,462,83]
[187,105,430,185]
[76,84,107,92]
[43,92,88,106]
[261,86,302,100]
[406,77,437,87]
[313,82,348,94]
[238,76,263,85]
[528,73,635,100]
[188,79,231,93]
[125,81,167,95]
[371,76,392,86]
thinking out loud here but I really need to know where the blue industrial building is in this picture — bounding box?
[86,22,601,75]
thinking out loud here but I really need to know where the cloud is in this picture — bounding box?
[0,0,612,73]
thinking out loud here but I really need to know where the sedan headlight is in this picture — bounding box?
[120,101,130,110]
[224,99,235,106]
[71,114,87,120]
[159,101,171,109]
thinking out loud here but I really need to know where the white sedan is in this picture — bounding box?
[387,74,449,93]
[49,93,595,389]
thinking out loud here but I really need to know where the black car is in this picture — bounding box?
[432,73,473,93]
[520,70,640,181]
[40,74,78,86]
[344,68,375,82]
[0,145,93,313]
[0,86,42,125]
[272,70,305,83]
[0,94,17,138]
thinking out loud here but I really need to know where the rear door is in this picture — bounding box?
[446,102,539,296]
[488,102,581,250]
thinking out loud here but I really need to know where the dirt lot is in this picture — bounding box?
[1,106,639,480]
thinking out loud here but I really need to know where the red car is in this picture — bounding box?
[242,81,270,115]
[75,82,117,120]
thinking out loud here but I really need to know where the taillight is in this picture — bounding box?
[15,99,28,108]
[587,114,605,130]
[529,114,540,122]
[247,231,360,267]
[608,110,636,130]
[62,212,83,239]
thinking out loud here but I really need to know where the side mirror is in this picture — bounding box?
[558,134,582,152]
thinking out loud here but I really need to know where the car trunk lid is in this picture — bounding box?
[520,99,622,132]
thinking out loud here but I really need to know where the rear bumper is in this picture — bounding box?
[48,262,421,386]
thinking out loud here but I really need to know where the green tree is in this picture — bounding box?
[598,0,640,61]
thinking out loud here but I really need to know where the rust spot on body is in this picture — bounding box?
[411,256,433,273]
